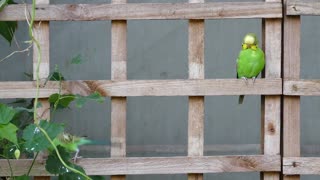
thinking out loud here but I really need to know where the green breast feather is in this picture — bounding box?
[237,48,265,78]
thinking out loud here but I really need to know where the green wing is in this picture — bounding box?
[237,48,265,78]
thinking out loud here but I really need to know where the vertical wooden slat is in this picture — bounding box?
[33,1,50,180]
[111,1,127,180]
[188,0,204,180]
[262,15,282,180]
[263,19,281,154]
[283,6,301,180]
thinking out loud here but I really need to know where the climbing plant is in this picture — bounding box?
[0,1,105,180]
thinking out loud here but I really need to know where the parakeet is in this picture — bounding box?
[53,132,91,162]
[237,33,265,104]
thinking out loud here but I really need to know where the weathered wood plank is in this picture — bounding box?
[0,2,282,21]
[111,1,127,180]
[283,80,320,96]
[283,157,320,175]
[0,81,60,98]
[283,17,301,155]
[261,0,282,175]
[33,23,50,82]
[0,155,281,176]
[283,0,301,177]
[287,0,320,16]
[93,79,283,96]
[188,1,205,179]
[0,79,282,98]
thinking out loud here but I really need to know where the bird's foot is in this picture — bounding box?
[241,77,248,85]
[72,149,82,163]
[252,77,256,84]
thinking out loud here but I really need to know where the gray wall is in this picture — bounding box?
[1,0,320,180]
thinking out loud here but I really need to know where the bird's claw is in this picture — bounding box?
[72,149,81,163]
[241,77,248,85]
[72,155,82,163]
[252,77,256,84]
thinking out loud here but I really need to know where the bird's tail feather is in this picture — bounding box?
[238,95,244,104]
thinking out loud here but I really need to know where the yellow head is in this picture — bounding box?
[242,33,258,50]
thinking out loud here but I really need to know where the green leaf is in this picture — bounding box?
[58,164,87,180]
[49,93,75,109]
[15,106,34,113]
[0,123,18,144]
[75,92,104,108]
[46,146,88,179]
[90,176,106,180]
[23,121,64,152]
[50,71,65,81]
[0,0,8,11]
[46,146,72,175]
[0,103,16,124]
[15,175,31,180]
[7,0,16,4]
[2,144,16,158]
[0,0,17,44]
[8,98,28,104]
[71,54,85,64]
[0,21,17,45]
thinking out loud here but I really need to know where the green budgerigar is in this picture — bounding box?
[53,132,91,162]
[237,33,265,104]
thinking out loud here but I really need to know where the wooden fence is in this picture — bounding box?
[0,0,317,179]
[283,0,320,180]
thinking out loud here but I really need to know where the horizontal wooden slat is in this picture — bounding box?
[0,155,280,176]
[284,79,320,96]
[287,0,320,16]
[283,157,320,175]
[0,79,282,98]
[95,78,282,96]
[0,81,60,98]
[0,2,282,21]
[80,144,320,155]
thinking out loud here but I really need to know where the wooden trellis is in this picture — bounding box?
[0,0,292,179]
[282,0,320,180]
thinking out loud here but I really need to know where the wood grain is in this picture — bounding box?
[287,0,320,16]
[188,1,204,179]
[0,2,282,21]
[283,157,320,175]
[111,1,127,180]
[0,155,281,176]
[283,19,301,153]
[283,0,301,178]
[283,80,320,96]
[0,79,282,98]
[33,22,49,82]
[83,79,282,96]
[261,0,282,176]
[0,81,59,98]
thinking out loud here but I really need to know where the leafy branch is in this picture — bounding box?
[0,1,105,179]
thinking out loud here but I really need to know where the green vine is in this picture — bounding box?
[37,126,91,179]
[28,0,42,124]
[0,1,104,180]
